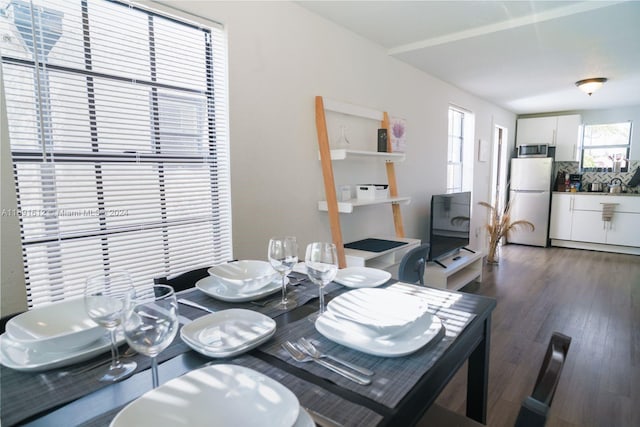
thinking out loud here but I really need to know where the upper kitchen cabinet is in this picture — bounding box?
[516,115,582,161]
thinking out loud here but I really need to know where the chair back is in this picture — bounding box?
[398,244,430,285]
[154,267,210,293]
[514,332,571,427]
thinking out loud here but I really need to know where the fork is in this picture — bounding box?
[281,341,371,385]
[298,337,374,376]
[178,298,215,313]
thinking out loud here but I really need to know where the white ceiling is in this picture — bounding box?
[297,1,640,115]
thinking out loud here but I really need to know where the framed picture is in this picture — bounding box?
[389,117,406,153]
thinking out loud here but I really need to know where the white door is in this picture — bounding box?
[508,190,550,246]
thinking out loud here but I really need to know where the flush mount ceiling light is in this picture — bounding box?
[575,78,608,96]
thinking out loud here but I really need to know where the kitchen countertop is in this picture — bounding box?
[553,191,640,196]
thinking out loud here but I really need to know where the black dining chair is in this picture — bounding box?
[398,243,430,285]
[417,331,572,427]
[154,267,211,293]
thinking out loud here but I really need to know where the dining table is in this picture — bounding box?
[0,273,496,427]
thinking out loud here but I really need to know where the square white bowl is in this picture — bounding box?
[207,260,279,292]
[6,297,102,352]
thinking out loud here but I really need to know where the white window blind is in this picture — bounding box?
[1,0,232,307]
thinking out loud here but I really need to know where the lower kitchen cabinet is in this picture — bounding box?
[570,210,606,244]
[549,193,640,254]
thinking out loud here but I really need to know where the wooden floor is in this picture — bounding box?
[434,244,640,427]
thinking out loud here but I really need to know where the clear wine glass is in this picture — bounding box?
[305,242,338,321]
[267,236,298,309]
[84,271,137,382]
[123,284,179,389]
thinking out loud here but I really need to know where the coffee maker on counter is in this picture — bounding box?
[555,173,582,192]
[569,174,582,192]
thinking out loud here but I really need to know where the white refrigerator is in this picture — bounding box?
[507,157,553,247]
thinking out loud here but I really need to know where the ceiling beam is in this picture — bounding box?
[387,0,627,55]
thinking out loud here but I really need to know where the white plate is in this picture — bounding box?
[180,309,276,358]
[326,288,430,337]
[6,297,102,352]
[110,364,300,427]
[333,267,391,288]
[195,275,284,302]
[0,331,124,372]
[208,260,279,292]
[315,310,443,357]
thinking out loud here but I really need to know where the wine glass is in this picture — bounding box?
[84,271,137,382]
[267,236,299,309]
[123,284,179,389]
[305,242,338,320]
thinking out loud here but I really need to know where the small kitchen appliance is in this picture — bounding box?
[517,144,549,158]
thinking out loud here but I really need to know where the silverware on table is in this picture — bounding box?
[297,337,374,376]
[177,298,215,313]
[281,341,371,386]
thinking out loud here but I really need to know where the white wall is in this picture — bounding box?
[151,0,516,258]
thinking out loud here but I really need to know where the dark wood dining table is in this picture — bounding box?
[1,277,496,427]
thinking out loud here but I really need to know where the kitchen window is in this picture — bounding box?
[580,122,632,172]
[0,0,232,307]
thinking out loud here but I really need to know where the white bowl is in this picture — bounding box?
[207,260,279,292]
[326,288,430,337]
[6,297,103,352]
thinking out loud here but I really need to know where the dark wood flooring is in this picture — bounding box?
[434,244,640,427]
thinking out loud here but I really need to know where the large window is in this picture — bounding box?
[580,122,632,172]
[1,0,232,307]
[447,106,474,193]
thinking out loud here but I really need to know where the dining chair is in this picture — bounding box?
[398,243,430,285]
[154,267,210,293]
[417,331,572,427]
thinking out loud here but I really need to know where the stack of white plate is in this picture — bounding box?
[0,298,116,372]
[180,309,276,358]
[110,364,314,427]
[198,260,282,302]
[315,288,443,357]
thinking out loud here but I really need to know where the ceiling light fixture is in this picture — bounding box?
[575,78,608,96]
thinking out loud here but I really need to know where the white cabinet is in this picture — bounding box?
[516,117,557,145]
[550,193,640,254]
[606,212,640,247]
[555,115,582,162]
[549,193,573,240]
[516,115,581,161]
[424,251,484,291]
[344,236,421,276]
[571,210,606,243]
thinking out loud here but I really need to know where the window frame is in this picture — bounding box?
[579,121,632,172]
